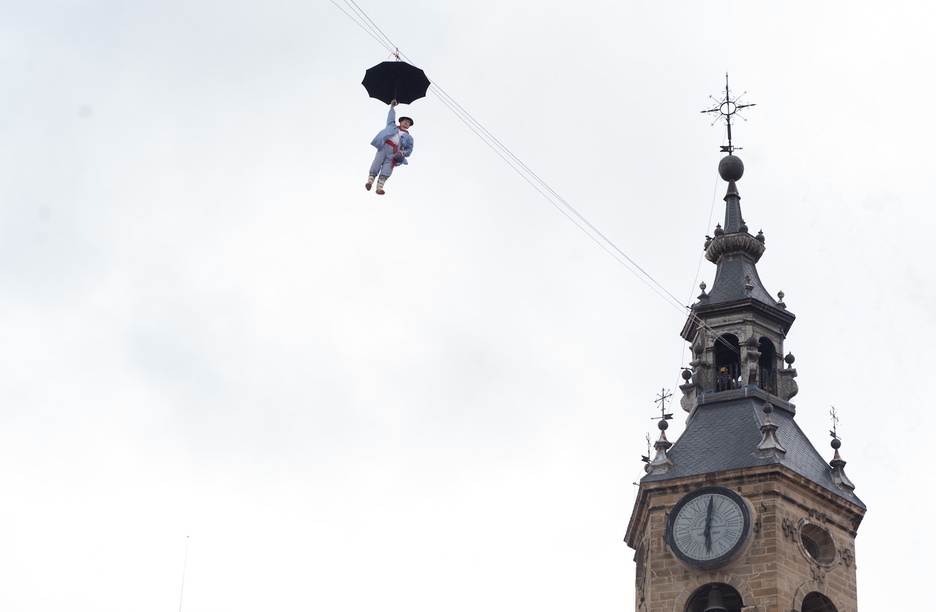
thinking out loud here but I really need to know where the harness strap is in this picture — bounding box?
[385,127,408,167]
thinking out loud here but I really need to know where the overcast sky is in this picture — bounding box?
[1,1,932,611]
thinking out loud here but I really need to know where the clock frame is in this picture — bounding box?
[666,486,752,568]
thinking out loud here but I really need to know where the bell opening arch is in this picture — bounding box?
[801,591,838,612]
[713,334,741,391]
[757,336,777,393]
[683,582,744,612]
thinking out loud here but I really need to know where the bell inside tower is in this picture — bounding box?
[684,583,743,612]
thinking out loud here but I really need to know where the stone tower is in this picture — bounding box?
[623,149,866,612]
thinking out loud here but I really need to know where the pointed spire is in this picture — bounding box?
[647,419,674,474]
[829,408,856,493]
[695,146,790,315]
[755,401,786,458]
[829,439,856,493]
[702,154,769,271]
[647,389,675,474]
[719,156,745,233]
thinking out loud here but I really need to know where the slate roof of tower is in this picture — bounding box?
[690,178,787,314]
[698,256,780,307]
[641,387,866,510]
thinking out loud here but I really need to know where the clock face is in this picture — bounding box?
[666,487,751,567]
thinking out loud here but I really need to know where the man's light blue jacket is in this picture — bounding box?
[370,107,413,165]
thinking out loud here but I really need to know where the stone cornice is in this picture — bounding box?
[705,231,766,264]
[625,464,866,550]
[680,298,797,341]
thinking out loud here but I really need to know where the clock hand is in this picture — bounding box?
[704,497,714,553]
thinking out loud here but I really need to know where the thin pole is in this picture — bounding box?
[178,536,190,612]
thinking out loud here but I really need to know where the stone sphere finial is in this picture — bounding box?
[785,352,796,366]
[658,419,669,431]
[718,154,744,182]
[831,437,841,450]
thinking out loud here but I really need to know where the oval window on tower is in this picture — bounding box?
[798,521,836,565]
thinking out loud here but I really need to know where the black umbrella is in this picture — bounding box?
[362,60,430,105]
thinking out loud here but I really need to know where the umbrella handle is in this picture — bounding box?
[392,49,400,104]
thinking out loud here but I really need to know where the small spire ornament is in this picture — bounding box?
[756,401,786,458]
[829,407,856,493]
[646,389,674,474]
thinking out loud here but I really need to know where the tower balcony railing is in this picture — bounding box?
[713,364,777,395]
[758,367,777,395]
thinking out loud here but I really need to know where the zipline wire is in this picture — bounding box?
[432,77,743,359]
[331,0,397,55]
[331,2,680,306]
[333,1,742,358]
[428,79,688,310]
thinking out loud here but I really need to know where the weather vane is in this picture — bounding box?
[829,406,841,441]
[653,388,674,422]
[701,73,756,155]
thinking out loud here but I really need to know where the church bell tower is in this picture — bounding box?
[624,82,866,612]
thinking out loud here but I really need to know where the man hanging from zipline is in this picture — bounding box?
[365,99,414,195]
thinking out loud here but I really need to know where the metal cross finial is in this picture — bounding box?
[641,432,651,464]
[653,388,674,422]
[829,406,841,440]
[701,73,756,154]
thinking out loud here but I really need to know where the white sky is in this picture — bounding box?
[1,1,932,610]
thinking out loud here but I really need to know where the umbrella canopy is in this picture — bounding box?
[362,61,430,105]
